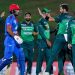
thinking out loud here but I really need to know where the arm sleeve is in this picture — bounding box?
[34,23,38,32]
[39,18,48,27]
[41,20,49,30]
[68,20,72,44]
[6,16,12,26]
[38,24,47,42]
[54,15,61,23]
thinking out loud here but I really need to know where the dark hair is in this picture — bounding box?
[25,12,31,16]
[60,4,69,11]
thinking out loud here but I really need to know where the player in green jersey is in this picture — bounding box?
[54,13,72,75]
[68,18,75,73]
[20,12,38,75]
[36,8,53,75]
[38,4,73,75]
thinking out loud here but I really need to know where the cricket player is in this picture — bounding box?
[20,12,38,75]
[0,4,25,75]
[54,14,72,75]
[38,4,73,75]
[36,8,53,75]
[68,18,75,73]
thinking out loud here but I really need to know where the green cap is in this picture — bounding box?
[42,8,51,13]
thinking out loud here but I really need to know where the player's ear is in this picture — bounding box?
[12,10,16,14]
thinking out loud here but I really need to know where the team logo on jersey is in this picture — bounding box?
[21,24,27,26]
[14,20,17,24]
[2,58,6,62]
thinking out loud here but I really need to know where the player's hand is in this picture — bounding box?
[14,35,23,44]
[46,40,51,47]
[0,11,5,18]
[38,8,46,18]
[68,44,72,50]
[32,32,38,36]
[46,13,51,17]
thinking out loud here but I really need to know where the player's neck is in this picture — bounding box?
[26,21,31,24]
[64,11,68,13]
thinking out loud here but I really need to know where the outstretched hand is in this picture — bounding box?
[0,11,5,18]
[38,8,45,18]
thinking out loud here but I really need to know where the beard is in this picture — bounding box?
[14,14,18,16]
[26,18,31,22]
[12,10,19,16]
[14,13,19,16]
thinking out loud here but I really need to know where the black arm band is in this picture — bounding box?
[45,16,49,21]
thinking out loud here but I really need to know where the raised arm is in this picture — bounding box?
[38,8,55,22]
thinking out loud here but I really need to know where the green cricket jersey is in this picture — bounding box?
[37,18,50,40]
[21,21,34,42]
[55,13,73,35]
[68,19,75,44]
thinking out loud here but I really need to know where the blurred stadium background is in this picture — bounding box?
[0,0,75,75]
[0,0,75,61]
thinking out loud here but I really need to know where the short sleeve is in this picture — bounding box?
[54,15,61,23]
[34,23,39,32]
[5,16,13,26]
